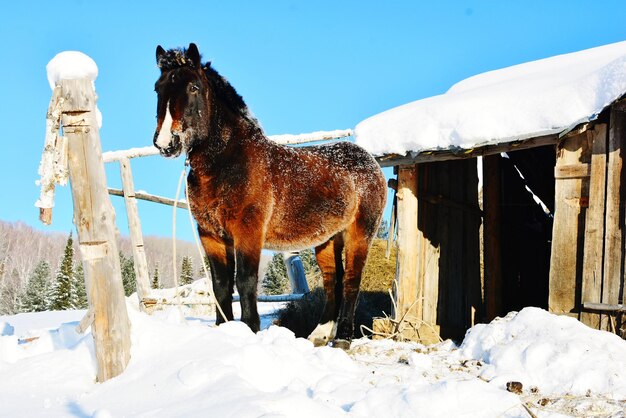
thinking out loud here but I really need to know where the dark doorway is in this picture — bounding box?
[498,146,555,312]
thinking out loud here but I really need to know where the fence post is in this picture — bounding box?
[119,158,152,308]
[284,252,309,294]
[60,78,131,382]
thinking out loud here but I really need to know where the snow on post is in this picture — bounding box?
[37,51,131,382]
[36,51,100,224]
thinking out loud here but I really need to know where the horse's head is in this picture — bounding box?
[153,43,210,158]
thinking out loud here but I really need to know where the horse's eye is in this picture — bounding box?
[190,84,200,93]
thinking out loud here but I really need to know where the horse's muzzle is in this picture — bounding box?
[153,131,183,158]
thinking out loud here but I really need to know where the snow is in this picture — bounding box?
[355,41,626,156]
[270,129,353,145]
[460,307,626,398]
[46,51,102,128]
[100,130,353,163]
[46,51,98,90]
[1,304,625,417]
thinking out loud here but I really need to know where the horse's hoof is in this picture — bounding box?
[311,337,329,347]
[308,321,337,347]
[331,339,351,350]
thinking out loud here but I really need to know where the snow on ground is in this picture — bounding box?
[1,303,625,417]
[355,41,626,156]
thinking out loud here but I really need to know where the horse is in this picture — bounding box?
[153,43,387,349]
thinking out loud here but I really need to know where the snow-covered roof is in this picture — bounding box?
[355,41,626,156]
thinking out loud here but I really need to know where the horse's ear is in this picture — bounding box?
[156,45,166,67]
[187,43,201,67]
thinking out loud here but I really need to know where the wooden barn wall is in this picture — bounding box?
[550,103,626,333]
[415,158,482,339]
[579,107,626,333]
[394,104,626,340]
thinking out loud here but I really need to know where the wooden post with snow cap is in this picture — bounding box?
[59,76,131,382]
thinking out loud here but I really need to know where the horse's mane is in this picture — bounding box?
[158,47,255,122]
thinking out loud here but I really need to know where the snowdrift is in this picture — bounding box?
[1,304,625,417]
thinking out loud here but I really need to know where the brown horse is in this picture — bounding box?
[153,43,386,349]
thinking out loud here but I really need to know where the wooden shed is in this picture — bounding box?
[359,41,626,341]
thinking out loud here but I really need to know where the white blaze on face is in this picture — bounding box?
[156,100,174,149]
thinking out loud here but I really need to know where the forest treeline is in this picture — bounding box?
[0,220,204,314]
[1,219,388,315]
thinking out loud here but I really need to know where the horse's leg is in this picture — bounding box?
[234,247,261,332]
[333,215,376,350]
[233,210,265,333]
[308,233,345,346]
[199,229,235,324]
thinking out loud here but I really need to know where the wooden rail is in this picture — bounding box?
[108,187,189,209]
[102,129,354,163]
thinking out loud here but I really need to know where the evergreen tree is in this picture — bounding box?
[262,249,322,295]
[262,252,289,295]
[197,256,212,280]
[180,256,194,286]
[299,248,322,277]
[119,252,136,296]
[49,233,78,310]
[73,262,88,309]
[0,269,21,315]
[18,260,51,312]
[377,219,390,239]
[151,264,161,289]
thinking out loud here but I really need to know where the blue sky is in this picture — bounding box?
[3,1,626,242]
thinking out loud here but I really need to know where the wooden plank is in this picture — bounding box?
[108,188,189,209]
[142,294,306,305]
[418,163,440,328]
[119,158,152,308]
[61,79,131,382]
[602,106,626,330]
[583,302,626,312]
[36,86,64,225]
[580,125,607,329]
[482,155,503,321]
[554,163,591,179]
[394,165,420,322]
[462,159,482,328]
[549,131,591,316]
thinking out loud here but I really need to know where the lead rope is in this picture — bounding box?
[171,166,186,315]
[180,159,229,324]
